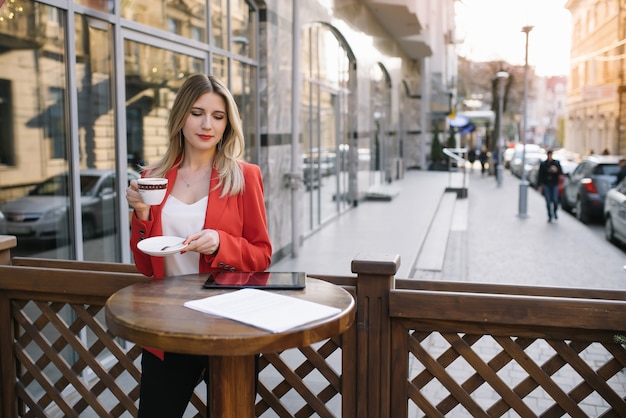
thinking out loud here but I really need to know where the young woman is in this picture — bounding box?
[126,73,272,416]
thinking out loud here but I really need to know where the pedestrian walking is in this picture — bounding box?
[468,148,477,171]
[492,147,500,182]
[537,149,563,223]
[478,145,488,175]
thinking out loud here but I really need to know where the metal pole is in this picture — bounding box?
[518,25,533,218]
[496,71,509,188]
[291,0,301,256]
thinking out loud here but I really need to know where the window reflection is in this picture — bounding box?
[121,0,207,43]
[75,15,122,261]
[0,3,71,258]
[124,39,204,168]
[74,0,113,14]
[211,0,227,49]
[231,0,255,59]
[0,0,259,262]
[370,64,393,184]
[232,60,257,162]
[301,23,352,234]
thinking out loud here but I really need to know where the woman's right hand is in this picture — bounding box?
[126,179,150,220]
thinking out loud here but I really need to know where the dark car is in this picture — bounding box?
[561,155,623,223]
[1,169,139,241]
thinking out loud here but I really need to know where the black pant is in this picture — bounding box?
[138,350,260,417]
[138,350,209,418]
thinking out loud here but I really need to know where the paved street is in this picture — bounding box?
[270,166,626,290]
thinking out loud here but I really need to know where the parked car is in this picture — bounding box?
[1,169,140,241]
[508,144,544,173]
[604,178,626,246]
[503,147,515,169]
[0,209,6,234]
[511,151,546,179]
[561,155,623,223]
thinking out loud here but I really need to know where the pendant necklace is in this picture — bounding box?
[179,167,211,188]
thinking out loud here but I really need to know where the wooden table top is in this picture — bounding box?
[105,274,355,356]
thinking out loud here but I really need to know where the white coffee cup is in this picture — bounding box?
[137,178,168,205]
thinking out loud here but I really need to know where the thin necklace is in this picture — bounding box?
[179,167,211,188]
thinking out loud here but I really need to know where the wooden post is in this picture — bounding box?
[0,295,17,418]
[351,253,399,418]
[0,236,17,418]
[0,236,16,266]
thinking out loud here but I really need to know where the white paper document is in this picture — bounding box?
[183,288,342,333]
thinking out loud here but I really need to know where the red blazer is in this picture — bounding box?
[130,162,272,360]
[130,162,272,279]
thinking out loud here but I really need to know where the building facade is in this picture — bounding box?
[565,0,625,156]
[0,0,456,264]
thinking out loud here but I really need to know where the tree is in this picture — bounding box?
[447,127,457,149]
[430,126,446,170]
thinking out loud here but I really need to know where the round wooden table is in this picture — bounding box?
[105,274,355,417]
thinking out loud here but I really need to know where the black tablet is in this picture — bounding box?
[202,271,306,290]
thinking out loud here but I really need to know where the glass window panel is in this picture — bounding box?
[75,15,131,263]
[124,38,204,183]
[210,0,227,49]
[301,23,353,231]
[121,0,207,43]
[319,89,337,224]
[212,54,228,84]
[302,26,312,79]
[301,83,320,231]
[231,0,255,59]
[74,0,113,14]
[370,64,393,184]
[0,3,72,258]
[232,60,257,162]
[311,26,320,79]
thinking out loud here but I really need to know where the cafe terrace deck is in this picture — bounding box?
[0,236,625,417]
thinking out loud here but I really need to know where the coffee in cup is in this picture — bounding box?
[137,178,168,205]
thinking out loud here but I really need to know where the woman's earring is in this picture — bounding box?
[179,132,184,149]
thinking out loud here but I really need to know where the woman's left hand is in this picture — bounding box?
[183,229,220,255]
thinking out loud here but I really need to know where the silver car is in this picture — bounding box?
[604,178,626,246]
[1,169,139,241]
[0,209,6,234]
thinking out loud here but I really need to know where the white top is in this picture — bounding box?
[161,195,208,277]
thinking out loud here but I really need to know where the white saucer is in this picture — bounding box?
[137,236,187,257]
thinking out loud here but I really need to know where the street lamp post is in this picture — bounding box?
[518,25,533,218]
[496,71,509,188]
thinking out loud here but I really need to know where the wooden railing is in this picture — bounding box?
[1,236,625,417]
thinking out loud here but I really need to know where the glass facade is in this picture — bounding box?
[370,63,394,184]
[301,23,353,234]
[0,0,421,265]
[0,0,259,263]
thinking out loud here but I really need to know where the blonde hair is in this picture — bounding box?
[144,74,245,197]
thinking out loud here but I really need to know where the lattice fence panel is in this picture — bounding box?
[256,336,344,417]
[10,299,345,418]
[406,330,626,417]
[12,299,143,417]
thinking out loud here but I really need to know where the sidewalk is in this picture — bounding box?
[269,166,626,290]
[268,169,456,279]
